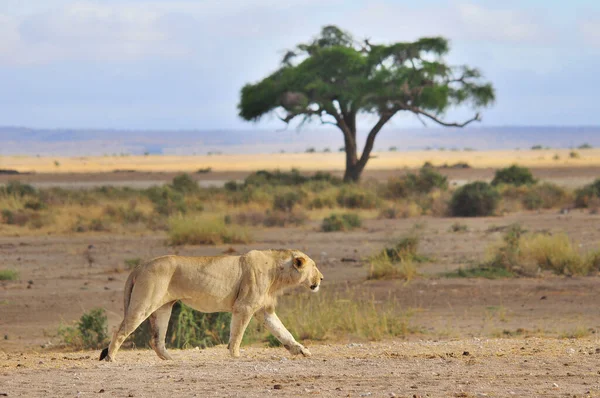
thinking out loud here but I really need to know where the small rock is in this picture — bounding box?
[540,296,547,300]
[462,351,470,356]
[104,286,110,290]
[273,385,282,390]
[389,393,397,397]
[359,393,372,397]
[0,393,8,396]
[98,389,105,393]
[335,387,342,391]
[107,277,115,281]
[595,348,600,354]
[128,394,134,397]
[552,383,559,388]
[27,280,33,285]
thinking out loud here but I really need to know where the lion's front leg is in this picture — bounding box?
[229,307,253,358]
[256,308,311,357]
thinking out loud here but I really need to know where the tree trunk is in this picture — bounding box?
[341,123,363,183]
[343,161,364,182]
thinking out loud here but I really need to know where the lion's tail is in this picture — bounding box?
[99,270,136,361]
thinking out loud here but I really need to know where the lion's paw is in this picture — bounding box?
[288,344,311,357]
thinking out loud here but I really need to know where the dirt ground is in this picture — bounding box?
[1,165,600,397]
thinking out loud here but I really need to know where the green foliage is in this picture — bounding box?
[145,186,187,216]
[238,25,494,181]
[381,235,430,263]
[321,213,362,232]
[124,258,142,269]
[575,178,600,208]
[0,269,19,281]
[130,303,231,349]
[522,183,570,210]
[450,181,499,217]
[0,181,37,197]
[385,167,448,198]
[171,173,199,194]
[336,185,378,208]
[58,308,108,350]
[491,165,537,187]
[272,191,302,212]
[578,143,593,149]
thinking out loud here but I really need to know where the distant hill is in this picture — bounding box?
[1,125,598,156]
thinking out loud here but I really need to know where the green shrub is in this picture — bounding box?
[0,269,19,281]
[1,209,30,226]
[385,167,448,199]
[321,213,362,232]
[0,181,37,197]
[522,183,570,210]
[245,169,307,187]
[130,303,232,349]
[450,181,499,217]
[336,185,378,209]
[171,173,199,193]
[575,179,600,208]
[491,165,536,187]
[272,191,302,212]
[146,186,187,215]
[58,308,109,350]
[379,236,430,263]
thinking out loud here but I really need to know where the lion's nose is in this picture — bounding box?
[310,284,318,290]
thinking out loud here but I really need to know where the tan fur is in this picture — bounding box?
[102,249,323,361]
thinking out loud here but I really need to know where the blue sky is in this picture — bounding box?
[0,0,599,130]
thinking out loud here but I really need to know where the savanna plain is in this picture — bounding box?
[1,149,600,397]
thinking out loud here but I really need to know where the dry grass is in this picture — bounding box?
[4,148,600,173]
[520,233,595,275]
[168,214,252,245]
[277,287,411,341]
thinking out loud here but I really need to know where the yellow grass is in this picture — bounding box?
[4,148,600,173]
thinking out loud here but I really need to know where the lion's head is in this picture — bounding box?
[290,251,323,293]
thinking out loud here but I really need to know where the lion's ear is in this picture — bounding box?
[293,256,306,269]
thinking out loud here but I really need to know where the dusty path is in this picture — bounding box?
[1,339,599,397]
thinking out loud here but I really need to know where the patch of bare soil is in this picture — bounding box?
[2,210,600,397]
[2,339,600,397]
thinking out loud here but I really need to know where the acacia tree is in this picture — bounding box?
[238,26,495,182]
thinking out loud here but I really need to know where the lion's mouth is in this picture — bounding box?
[310,284,320,292]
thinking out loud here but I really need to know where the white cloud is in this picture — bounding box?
[580,18,600,47]
[0,2,189,65]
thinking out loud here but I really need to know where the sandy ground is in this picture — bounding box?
[2,211,600,396]
[2,338,600,397]
[2,148,600,174]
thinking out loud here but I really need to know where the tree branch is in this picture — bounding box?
[413,109,480,127]
[358,111,396,168]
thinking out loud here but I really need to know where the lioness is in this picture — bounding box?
[99,249,323,361]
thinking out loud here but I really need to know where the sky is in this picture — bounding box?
[0,0,599,131]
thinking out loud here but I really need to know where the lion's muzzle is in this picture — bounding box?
[310,284,320,292]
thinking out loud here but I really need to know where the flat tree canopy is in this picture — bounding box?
[238,25,495,182]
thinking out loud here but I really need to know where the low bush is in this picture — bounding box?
[0,269,19,281]
[450,182,499,217]
[321,213,362,232]
[575,179,600,208]
[481,225,599,276]
[146,186,187,216]
[522,183,570,210]
[367,251,418,281]
[171,173,199,194]
[168,215,251,245]
[384,167,448,199]
[130,303,232,349]
[336,185,378,209]
[263,209,308,227]
[491,165,537,187]
[58,308,109,350]
[0,181,37,197]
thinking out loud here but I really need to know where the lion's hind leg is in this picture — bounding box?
[149,301,176,360]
